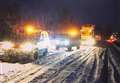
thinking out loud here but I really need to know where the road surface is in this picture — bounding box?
[108,44,120,83]
[30,47,105,83]
[0,45,120,83]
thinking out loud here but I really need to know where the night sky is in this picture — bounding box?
[0,0,119,31]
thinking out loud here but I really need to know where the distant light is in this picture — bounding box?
[20,42,35,52]
[107,34,117,44]
[68,28,79,37]
[24,25,37,35]
[55,39,60,45]
[81,37,96,46]
[37,39,50,50]
[1,41,14,50]
[64,40,70,45]
[95,35,101,41]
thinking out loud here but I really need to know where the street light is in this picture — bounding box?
[24,25,38,35]
[67,28,79,37]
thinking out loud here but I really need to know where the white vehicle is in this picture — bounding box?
[35,31,50,59]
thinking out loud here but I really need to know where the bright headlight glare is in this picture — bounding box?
[20,42,35,52]
[55,40,60,45]
[64,40,70,45]
[81,38,96,46]
[1,41,14,50]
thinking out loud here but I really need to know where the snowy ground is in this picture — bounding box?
[108,44,120,83]
[0,48,88,83]
[0,62,39,83]
[30,47,103,83]
[0,45,120,83]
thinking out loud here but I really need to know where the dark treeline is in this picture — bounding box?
[0,1,21,40]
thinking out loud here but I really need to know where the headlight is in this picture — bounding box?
[20,42,35,52]
[55,40,60,45]
[64,40,70,45]
[1,41,14,50]
[81,37,96,46]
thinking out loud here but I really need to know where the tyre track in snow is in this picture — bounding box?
[75,48,104,83]
[95,48,108,83]
[51,49,95,83]
[108,56,117,83]
[65,51,95,83]
[29,45,120,83]
[110,45,120,72]
[5,51,71,83]
[6,46,108,83]
[10,50,85,83]
[2,63,40,83]
[84,48,105,83]
[108,47,120,83]
[30,47,98,83]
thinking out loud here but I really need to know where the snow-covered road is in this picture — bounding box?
[0,45,120,83]
[30,47,105,83]
[0,48,88,83]
[108,44,120,83]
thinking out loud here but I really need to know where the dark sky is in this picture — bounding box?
[19,0,117,24]
[0,0,119,31]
